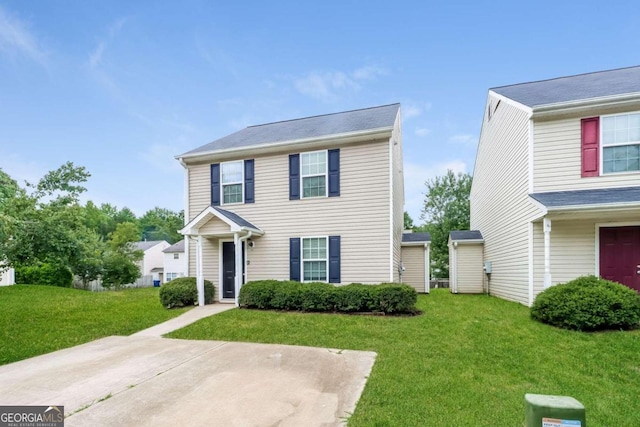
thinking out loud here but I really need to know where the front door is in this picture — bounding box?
[600,226,640,292]
[222,242,236,299]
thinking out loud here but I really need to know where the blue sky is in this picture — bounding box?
[1,1,639,224]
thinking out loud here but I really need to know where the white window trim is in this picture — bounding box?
[301,236,329,282]
[221,160,244,205]
[599,111,640,176]
[300,150,328,199]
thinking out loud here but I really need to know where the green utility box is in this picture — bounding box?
[525,394,586,427]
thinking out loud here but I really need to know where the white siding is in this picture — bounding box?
[163,250,186,283]
[471,94,543,305]
[0,267,14,286]
[533,108,640,193]
[186,139,393,285]
[391,112,404,282]
[401,246,426,293]
[141,242,170,276]
[452,243,484,294]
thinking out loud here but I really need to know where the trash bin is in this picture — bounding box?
[153,280,160,287]
[525,394,586,427]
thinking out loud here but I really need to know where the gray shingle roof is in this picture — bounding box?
[530,186,640,208]
[214,207,260,230]
[491,66,640,108]
[449,230,483,241]
[180,103,400,157]
[402,232,431,243]
[163,240,185,253]
[133,241,167,251]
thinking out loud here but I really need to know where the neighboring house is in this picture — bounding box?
[177,104,408,305]
[163,240,186,283]
[133,241,171,282]
[0,266,15,286]
[470,65,640,306]
[400,232,431,293]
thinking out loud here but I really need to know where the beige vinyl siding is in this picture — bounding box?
[199,217,233,235]
[401,246,426,292]
[186,139,392,285]
[452,243,484,294]
[470,94,543,305]
[533,107,640,193]
[391,112,404,282]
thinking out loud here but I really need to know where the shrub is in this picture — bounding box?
[159,277,215,308]
[531,275,640,331]
[239,280,418,314]
[15,263,73,288]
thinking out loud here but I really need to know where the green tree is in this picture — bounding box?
[139,207,184,243]
[420,170,472,278]
[71,231,106,289]
[404,211,416,231]
[101,222,143,290]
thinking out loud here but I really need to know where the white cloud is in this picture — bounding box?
[0,5,47,64]
[403,160,468,225]
[415,128,431,137]
[141,141,189,173]
[402,101,432,121]
[87,17,127,69]
[294,65,388,101]
[449,133,476,145]
[0,151,43,186]
[88,41,105,68]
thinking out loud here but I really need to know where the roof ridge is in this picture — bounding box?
[246,103,400,129]
[491,65,640,91]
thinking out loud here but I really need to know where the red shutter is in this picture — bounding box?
[581,117,599,177]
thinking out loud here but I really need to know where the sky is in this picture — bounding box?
[1,1,639,224]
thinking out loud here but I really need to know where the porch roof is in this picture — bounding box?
[530,186,640,211]
[401,232,431,245]
[180,206,264,236]
[449,230,484,243]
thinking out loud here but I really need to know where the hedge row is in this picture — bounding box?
[160,277,215,308]
[15,263,73,288]
[531,275,640,331]
[239,280,417,314]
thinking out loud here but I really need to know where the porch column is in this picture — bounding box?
[543,218,552,288]
[196,235,205,306]
[234,232,241,307]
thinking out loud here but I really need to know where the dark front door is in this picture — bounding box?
[600,226,640,292]
[222,242,236,299]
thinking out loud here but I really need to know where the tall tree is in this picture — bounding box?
[420,170,472,278]
[101,222,143,290]
[139,207,184,243]
[404,211,416,231]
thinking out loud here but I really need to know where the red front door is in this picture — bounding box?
[599,226,640,292]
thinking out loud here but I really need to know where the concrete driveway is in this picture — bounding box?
[0,307,376,426]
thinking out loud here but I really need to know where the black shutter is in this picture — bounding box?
[328,149,340,197]
[290,238,301,281]
[211,163,220,206]
[244,159,255,203]
[289,154,300,200]
[328,235,341,283]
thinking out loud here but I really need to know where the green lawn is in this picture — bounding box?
[0,285,189,365]
[168,289,640,426]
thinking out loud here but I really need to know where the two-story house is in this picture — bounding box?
[177,104,426,305]
[471,65,640,306]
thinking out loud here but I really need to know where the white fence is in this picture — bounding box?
[73,275,156,292]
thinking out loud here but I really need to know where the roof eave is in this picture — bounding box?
[546,201,640,212]
[401,241,430,246]
[176,126,394,163]
[531,92,640,118]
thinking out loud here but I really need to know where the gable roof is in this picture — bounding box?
[213,207,259,230]
[449,230,483,241]
[491,65,640,108]
[180,206,264,236]
[401,232,431,244]
[133,241,168,251]
[530,186,640,210]
[179,103,400,158]
[163,240,185,253]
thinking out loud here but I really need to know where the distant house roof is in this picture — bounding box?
[179,103,400,157]
[530,186,640,209]
[133,241,168,251]
[163,240,185,253]
[449,230,484,241]
[401,232,431,244]
[491,66,640,108]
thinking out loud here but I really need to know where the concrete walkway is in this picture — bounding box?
[0,304,377,426]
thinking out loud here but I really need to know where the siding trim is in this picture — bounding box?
[528,118,534,194]
[528,221,534,306]
[388,139,394,282]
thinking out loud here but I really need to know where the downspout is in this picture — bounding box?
[235,230,253,307]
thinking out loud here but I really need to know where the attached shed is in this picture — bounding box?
[449,230,484,294]
[401,232,430,293]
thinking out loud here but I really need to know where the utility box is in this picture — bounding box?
[525,394,586,427]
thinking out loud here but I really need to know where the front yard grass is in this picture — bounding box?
[168,289,640,426]
[0,285,189,365]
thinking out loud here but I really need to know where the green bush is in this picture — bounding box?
[15,263,73,288]
[531,275,640,331]
[239,280,418,314]
[159,277,215,308]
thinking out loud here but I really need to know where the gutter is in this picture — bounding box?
[531,92,640,118]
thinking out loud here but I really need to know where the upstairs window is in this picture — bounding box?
[602,112,640,174]
[173,253,179,260]
[301,151,327,198]
[221,161,244,204]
